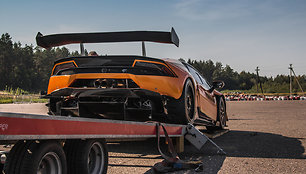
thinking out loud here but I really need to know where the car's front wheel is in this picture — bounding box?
[218,97,227,129]
[206,97,227,130]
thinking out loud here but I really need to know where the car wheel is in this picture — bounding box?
[167,79,195,124]
[206,97,227,130]
[218,97,227,129]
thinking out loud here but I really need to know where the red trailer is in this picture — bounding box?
[0,112,186,174]
[0,112,226,173]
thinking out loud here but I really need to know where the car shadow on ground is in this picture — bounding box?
[107,130,305,173]
[201,130,305,159]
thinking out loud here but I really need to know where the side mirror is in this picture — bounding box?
[212,80,225,89]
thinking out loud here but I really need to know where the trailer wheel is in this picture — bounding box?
[64,139,108,174]
[4,140,67,174]
[4,141,32,174]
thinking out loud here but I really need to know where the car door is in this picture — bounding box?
[197,73,218,120]
[186,65,217,120]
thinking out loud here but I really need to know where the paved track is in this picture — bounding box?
[0,101,305,173]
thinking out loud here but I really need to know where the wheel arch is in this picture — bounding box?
[181,76,197,98]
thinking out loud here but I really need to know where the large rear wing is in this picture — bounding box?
[36,28,179,49]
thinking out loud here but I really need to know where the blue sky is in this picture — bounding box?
[1,0,306,76]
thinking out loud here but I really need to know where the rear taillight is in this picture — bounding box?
[134,61,175,77]
[53,62,76,75]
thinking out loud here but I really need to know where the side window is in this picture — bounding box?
[187,64,211,90]
[199,74,211,90]
[187,65,202,84]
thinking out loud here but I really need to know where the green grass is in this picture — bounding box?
[0,93,48,104]
[30,98,48,103]
[3,86,30,95]
[1,87,49,104]
[0,98,14,104]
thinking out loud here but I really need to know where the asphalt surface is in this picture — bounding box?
[0,101,305,173]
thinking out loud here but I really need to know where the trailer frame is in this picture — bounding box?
[0,112,186,174]
[0,111,226,173]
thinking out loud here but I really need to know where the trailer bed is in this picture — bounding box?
[0,112,184,142]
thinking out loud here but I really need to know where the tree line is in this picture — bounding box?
[0,33,305,93]
[0,33,80,92]
[187,59,305,93]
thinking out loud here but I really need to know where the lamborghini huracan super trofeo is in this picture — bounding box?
[37,28,228,129]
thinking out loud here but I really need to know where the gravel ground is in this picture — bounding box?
[0,101,305,173]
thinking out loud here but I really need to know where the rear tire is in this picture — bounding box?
[167,79,196,124]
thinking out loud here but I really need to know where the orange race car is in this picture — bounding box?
[36,28,228,129]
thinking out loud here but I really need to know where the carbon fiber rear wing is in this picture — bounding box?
[36,28,179,49]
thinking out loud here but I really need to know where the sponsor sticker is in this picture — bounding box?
[0,123,8,131]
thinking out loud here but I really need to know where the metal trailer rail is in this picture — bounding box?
[0,112,225,174]
[0,112,183,141]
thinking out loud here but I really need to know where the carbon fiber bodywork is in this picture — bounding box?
[36,28,179,48]
[45,88,168,122]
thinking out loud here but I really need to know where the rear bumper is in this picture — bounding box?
[45,87,162,98]
[45,88,166,121]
